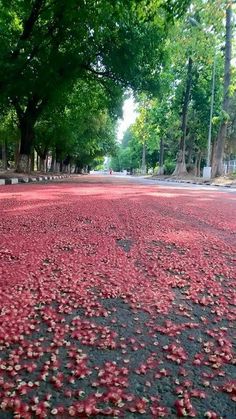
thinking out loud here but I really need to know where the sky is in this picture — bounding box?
[116,96,138,141]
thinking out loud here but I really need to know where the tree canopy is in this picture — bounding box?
[0,0,189,172]
[111,0,236,178]
[1,0,234,178]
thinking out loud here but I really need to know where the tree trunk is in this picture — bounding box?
[17,154,31,173]
[15,140,20,170]
[30,150,35,172]
[158,138,164,175]
[16,118,34,173]
[141,142,146,174]
[40,156,46,172]
[187,137,194,166]
[212,1,232,178]
[76,165,83,174]
[37,153,40,171]
[196,151,202,177]
[173,57,193,176]
[173,150,187,176]
[54,146,62,173]
[51,159,57,172]
[56,162,60,172]
[50,154,55,172]
[2,139,7,170]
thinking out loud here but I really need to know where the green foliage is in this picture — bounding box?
[116,0,231,175]
[0,0,190,169]
[111,142,141,172]
[0,0,187,113]
[4,0,233,175]
[0,111,19,162]
[34,78,118,167]
[164,159,176,175]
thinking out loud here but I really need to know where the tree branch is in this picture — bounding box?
[11,98,24,122]
[12,0,45,58]
[82,63,124,85]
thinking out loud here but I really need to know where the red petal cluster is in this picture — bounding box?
[0,181,235,417]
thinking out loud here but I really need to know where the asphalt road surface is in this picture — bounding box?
[0,175,235,418]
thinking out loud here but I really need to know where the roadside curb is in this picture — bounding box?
[0,174,71,186]
[151,177,236,189]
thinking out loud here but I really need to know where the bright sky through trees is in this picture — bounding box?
[117,97,138,141]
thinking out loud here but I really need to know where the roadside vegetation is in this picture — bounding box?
[0,1,235,177]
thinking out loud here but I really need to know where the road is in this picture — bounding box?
[0,175,236,418]
[74,173,236,189]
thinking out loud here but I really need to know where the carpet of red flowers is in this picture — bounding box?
[0,177,236,418]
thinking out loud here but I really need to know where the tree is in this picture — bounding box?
[0,111,19,169]
[34,78,119,171]
[112,0,227,178]
[111,128,142,173]
[225,88,236,161]
[172,57,193,175]
[166,0,225,176]
[212,0,233,177]
[0,0,189,172]
[131,98,152,174]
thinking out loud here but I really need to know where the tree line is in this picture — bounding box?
[112,0,236,178]
[0,0,189,173]
[0,0,235,177]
